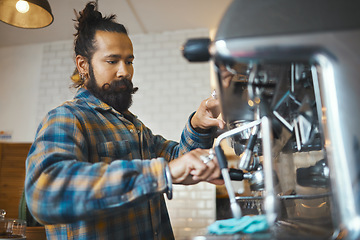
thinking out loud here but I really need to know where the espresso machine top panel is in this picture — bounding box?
[216,0,360,41]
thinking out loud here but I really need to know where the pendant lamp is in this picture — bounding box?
[0,0,53,28]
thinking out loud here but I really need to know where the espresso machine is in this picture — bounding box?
[183,0,360,239]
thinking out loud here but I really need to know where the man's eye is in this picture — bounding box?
[107,60,117,64]
[126,61,133,65]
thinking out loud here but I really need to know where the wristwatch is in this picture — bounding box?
[164,163,173,200]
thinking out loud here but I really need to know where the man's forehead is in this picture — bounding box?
[94,30,133,52]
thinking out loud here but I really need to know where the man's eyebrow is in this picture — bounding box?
[105,54,134,59]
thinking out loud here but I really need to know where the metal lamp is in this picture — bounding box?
[0,0,53,28]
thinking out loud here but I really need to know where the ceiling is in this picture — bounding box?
[0,0,233,48]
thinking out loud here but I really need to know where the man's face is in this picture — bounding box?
[84,31,138,112]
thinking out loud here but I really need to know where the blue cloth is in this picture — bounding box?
[208,215,269,235]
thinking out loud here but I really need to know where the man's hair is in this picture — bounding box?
[72,2,128,87]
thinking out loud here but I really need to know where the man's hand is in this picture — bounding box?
[168,148,223,185]
[191,95,225,132]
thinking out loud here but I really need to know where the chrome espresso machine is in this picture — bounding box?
[183,0,360,239]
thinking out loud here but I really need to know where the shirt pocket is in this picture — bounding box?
[97,140,131,162]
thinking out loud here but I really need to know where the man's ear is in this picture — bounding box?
[76,55,89,79]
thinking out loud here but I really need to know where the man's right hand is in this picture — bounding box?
[168,148,222,185]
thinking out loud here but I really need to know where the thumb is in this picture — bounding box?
[207,118,225,129]
[216,119,226,129]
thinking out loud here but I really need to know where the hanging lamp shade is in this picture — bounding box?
[0,0,53,28]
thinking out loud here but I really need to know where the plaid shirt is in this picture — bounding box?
[25,88,215,240]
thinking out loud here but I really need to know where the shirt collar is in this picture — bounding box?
[75,87,112,111]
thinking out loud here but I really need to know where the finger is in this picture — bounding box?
[199,160,220,180]
[204,99,222,122]
[190,148,216,174]
[213,118,225,129]
[207,179,225,185]
[204,154,222,180]
[189,162,209,177]
[189,151,209,174]
[204,97,219,109]
[191,161,217,181]
[202,118,225,129]
[207,165,221,181]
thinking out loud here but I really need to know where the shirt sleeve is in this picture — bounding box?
[25,107,168,225]
[178,111,217,154]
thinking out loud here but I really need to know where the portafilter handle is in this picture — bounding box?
[219,168,251,181]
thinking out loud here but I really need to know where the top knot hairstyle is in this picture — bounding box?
[74,2,128,62]
[72,2,128,87]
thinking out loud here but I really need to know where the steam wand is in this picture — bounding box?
[214,120,261,219]
[238,124,259,171]
[215,146,242,219]
[260,116,278,226]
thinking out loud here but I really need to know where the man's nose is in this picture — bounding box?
[116,62,131,79]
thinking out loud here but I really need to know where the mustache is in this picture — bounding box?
[101,78,139,94]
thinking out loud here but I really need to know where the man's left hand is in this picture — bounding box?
[191,94,225,132]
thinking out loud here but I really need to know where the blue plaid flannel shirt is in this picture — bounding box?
[25,88,215,240]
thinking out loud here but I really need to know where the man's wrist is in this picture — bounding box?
[190,113,211,134]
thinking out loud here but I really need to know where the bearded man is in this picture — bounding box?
[25,2,224,239]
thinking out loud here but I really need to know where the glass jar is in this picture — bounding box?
[0,209,26,239]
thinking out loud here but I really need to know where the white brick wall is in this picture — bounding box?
[36,41,76,124]
[35,28,215,239]
[130,29,212,141]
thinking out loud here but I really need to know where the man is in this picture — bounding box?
[25,2,224,239]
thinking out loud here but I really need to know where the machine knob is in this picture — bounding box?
[182,38,211,62]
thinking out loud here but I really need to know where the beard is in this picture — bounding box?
[85,64,139,113]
